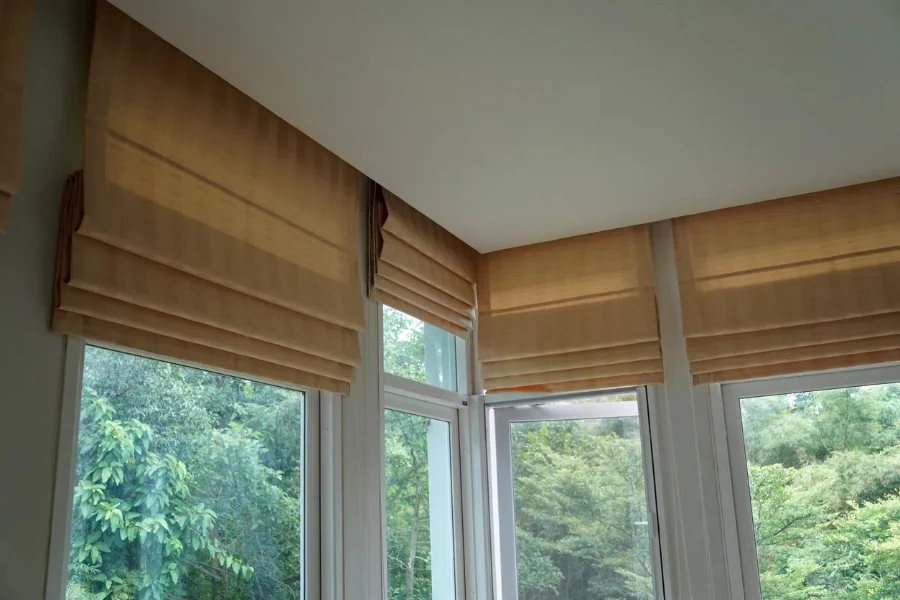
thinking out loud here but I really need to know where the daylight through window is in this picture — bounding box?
[382,305,459,392]
[490,392,662,600]
[737,382,900,600]
[384,408,457,600]
[67,346,308,600]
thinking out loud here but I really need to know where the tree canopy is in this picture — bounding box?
[741,384,900,600]
[68,346,305,600]
[70,326,900,600]
[510,408,654,600]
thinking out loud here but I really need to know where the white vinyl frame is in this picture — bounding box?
[383,389,468,600]
[45,337,324,600]
[487,387,667,600]
[714,362,900,600]
[377,301,483,600]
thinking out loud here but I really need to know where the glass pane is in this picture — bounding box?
[383,305,459,392]
[67,346,306,600]
[384,409,457,600]
[739,382,900,599]
[510,411,656,600]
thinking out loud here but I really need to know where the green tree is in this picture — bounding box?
[384,410,433,600]
[68,347,306,600]
[511,416,653,600]
[741,384,900,600]
[383,306,426,383]
[69,392,250,600]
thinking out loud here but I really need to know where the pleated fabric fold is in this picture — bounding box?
[477,225,663,393]
[52,2,366,394]
[368,184,477,338]
[674,177,900,384]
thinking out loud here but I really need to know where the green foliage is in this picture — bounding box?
[503,383,900,600]
[384,410,433,600]
[510,415,653,600]
[68,347,305,600]
[383,306,426,383]
[742,384,900,600]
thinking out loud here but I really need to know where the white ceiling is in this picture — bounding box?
[111,0,900,252]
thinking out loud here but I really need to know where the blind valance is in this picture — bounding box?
[52,3,365,394]
[0,0,34,231]
[674,178,900,384]
[368,185,477,337]
[477,225,663,393]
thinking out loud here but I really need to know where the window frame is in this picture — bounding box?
[377,301,476,600]
[715,362,900,600]
[46,337,324,600]
[382,389,468,600]
[381,303,470,395]
[486,386,667,600]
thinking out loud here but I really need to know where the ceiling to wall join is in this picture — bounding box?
[110,0,900,252]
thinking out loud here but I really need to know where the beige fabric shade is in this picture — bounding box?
[368,185,477,337]
[477,225,663,393]
[52,3,365,394]
[674,178,900,384]
[0,0,34,232]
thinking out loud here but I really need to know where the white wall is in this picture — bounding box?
[0,0,92,597]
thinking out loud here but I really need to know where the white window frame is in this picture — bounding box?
[486,386,667,600]
[381,303,469,395]
[383,389,468,600]
[714,362,900,600]
[378,301,483,600]
[45,337,325,600]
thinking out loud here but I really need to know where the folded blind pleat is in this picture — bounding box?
[56,171,358,393]
[53,2,364,393]
[692,349,900,386]
[59,286,354,383]
[372,274,473,330]
[690,335,900,375]
[369,185,477,334]
[478,293,660,362]
[477,225,662,393]
[484,358,664,390]
[370,287,470,339]
[68,234,360,365]
[381,190,477,283]
[379,231,476,306]
[679,252,900,337]
[82,5,363,333]
[481,341,661,380]
[0,0,34,232]
[53,310,350,394]
[675,177,900,384]
[488,372,664,394]
[686,313,900,360]
[377,262,473,315]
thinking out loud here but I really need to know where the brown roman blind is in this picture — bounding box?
[52,3,364,394]
[674,178,900,384]
[477,226,663,393]
[0,0,34,231]
[368,185,477,337]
